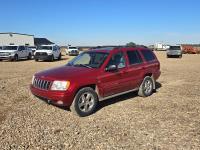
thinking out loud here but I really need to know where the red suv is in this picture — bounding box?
[30,47,161,116]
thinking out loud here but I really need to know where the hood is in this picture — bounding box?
[0,50,17,53]
[35,65,99,81]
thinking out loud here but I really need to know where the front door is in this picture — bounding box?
[18,46,25,58]
[98,51,131,97]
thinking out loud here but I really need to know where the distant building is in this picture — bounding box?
[0,32,34,46]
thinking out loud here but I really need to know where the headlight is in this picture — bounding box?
[47,53,52,55]
[51,81,70,91]
[32,76,35,85]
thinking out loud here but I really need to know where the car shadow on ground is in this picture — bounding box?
[97,82,162,111]
[42,82,162,114]
[34,57,69,62]
[0,59,33,62]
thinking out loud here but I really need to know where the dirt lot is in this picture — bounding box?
[0,52,200,149]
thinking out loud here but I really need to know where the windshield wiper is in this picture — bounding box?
[75,64,92,68]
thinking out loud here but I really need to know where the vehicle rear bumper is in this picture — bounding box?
[30,85,74,107]
[167,52,182,56]
[167,53,182,56]
[154,70,161,81]
[34,55,52,60]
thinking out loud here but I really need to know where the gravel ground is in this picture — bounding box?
[0,52,200,149]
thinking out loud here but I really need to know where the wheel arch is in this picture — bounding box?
[75,84,100,99]
[143,73,156,90]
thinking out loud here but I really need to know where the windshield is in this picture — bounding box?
[29,46,36,49]
[68,47,77,49]
[2,46,18,50]
[68,52,109,68]
[169,46,181,50]
[38,46,52,50]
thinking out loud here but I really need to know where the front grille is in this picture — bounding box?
[71,50,77,53]
[35,52,47,56]
[33,78,51,90]
[0,52,9,56]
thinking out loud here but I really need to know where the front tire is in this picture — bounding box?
[27,53,32,60]
[50,55,54,62]
[58,53,61,60]
[14,55,18,61]
[138,76,154,97]
[70,87,98,117]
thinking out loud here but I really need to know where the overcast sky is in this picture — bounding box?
[0,0,200,46]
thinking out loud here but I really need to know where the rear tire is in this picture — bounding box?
[70,87,98,117]
[138,76,154,97]
[35,59,38,62]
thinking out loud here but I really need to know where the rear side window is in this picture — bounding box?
[141,49,156,62]
[127,50,143,65]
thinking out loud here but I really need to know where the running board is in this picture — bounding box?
[99,88,138,101]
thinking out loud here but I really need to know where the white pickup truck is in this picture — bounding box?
[34,45,61,62]
[0,45,32,61]
[66,46,79,56]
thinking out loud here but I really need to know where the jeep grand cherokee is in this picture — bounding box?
[30,47,161,116]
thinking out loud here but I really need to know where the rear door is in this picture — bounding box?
[140,49,160,78]
[125,49,145,88]
[98,51,131,97]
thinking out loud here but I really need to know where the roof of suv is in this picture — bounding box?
[90,46,150,53]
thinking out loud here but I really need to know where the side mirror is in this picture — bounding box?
[106,65,117,72]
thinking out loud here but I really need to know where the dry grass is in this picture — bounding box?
[0,52,200,149]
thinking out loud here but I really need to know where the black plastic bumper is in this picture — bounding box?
[34,55,52,60]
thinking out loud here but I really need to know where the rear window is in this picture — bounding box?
[169,46,181,50]
[127,50,143,65]
[141,49,156,62]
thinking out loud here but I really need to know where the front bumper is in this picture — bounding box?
[34,55,52,60]
[68,51,79,56]
[0,56,14,60]
[30,85,74,106]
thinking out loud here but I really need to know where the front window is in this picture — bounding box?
[68,52,108,68]
[38,46,53,50]
[107,52,126,69]
[2,46,18,50]
[169,46,181,50]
